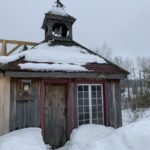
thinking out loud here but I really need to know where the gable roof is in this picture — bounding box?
[0,40,129,75]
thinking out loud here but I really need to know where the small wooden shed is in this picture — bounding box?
[0,4,129,148]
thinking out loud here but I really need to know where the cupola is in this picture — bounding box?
[42,0,76,41]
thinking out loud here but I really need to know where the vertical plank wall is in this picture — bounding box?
[108,80,122,128]
[10,78,40,131]
[0,77,10,135]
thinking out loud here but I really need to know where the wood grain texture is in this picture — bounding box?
[0,77,10,135]
[45,84,67,148]
[10,78,40,131]
[107,80,122,128]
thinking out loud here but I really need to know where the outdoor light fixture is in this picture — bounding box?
[22,80,31,93]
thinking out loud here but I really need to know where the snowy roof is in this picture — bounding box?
[0,42,107,72]
[48,7,68,16]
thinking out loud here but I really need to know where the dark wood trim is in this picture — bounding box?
[40,78,69,137]
[75,78,106,84]
[40,80,45,135]
[104,80,109,126]
[68,79,73,135]
[41,78,68,84]
[5,71,128,79]
[74,83,78,128]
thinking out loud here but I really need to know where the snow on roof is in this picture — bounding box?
[18,63,88,72]
[48,7,68,16]
[0,42,107,71]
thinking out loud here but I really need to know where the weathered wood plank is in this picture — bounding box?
[7,44,22,56]
[0,77,10,135]
[10,78,40,131]
[0,40,7,56]
[5,71,128,79]
[0,78,4,135]
[45,84,67,148]
[107,80,122,128]
[0,39,38,46]
[3,78,10,133]
[115,80,122,127]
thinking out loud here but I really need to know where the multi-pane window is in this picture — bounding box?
[77,84,104,125]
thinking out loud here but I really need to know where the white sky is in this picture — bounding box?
[0,0,150,58]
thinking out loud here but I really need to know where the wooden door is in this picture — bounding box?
[45,84,67,148]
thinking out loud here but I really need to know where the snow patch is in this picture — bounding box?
[0,43,106,71]
[58,119,150,150]
[0,128,46,150]
[19,63,88,72]
[48,7,68,16]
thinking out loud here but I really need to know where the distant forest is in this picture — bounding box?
[95,43,150,113]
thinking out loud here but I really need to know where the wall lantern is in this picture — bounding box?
[22,80,32,94]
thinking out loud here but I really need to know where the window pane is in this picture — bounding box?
[84,86,88,91]
[78,99,83,105]
[97,105,102,111]
[85,120,90,124]
[97,92,102,98]
[98,111,103,118]
[79,121,84,125]
[97,86,101,92]
[84,92,88,98]
[78,86,83,91]
[91,86,96,92]
[92,113,97,119]
[84,113,89,120]
[97,99,102,105]
[84,99,89,105]
[98,119,103,124]
[79,114,84,120]
[92,92,96,98]
[79,107,84,113]
[92,119,97,124]
[78,92,83,98]
[92,99,97,105]
[84,106,89,113]
[92,106,97,113]
[78,84,103,126]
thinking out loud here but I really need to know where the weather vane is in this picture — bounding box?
[55,0,65,9]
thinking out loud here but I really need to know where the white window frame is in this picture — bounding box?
[77,84,104,125]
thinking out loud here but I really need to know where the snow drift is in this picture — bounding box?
[0,128,46,150]
[58,119,150,150]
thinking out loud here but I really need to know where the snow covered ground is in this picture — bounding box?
[0,116,150,150]
[57,118,150,150]
[0,128,46,150]
[122,108,150,125]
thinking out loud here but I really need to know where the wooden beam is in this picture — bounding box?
[5,71,128,79]
[7,44,22,56]
[0,39,38,46]
[0,40,7,56]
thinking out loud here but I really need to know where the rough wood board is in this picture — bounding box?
[3,78,10,133]
[0,77,10,135]
[0,78,4,135]
[45,84,67,148]
[10,79,40,131]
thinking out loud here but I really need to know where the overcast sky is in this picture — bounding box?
[0,0,150,58]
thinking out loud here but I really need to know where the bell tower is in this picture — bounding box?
[42,0,76,41]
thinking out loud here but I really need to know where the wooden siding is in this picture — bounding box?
[0,77,10,135]
[10,78,40,131]
[107,80,122,128]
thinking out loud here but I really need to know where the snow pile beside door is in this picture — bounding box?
[0,128,46,150]
[58,118,150,150]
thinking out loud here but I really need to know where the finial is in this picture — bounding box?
[55,0,65,9]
